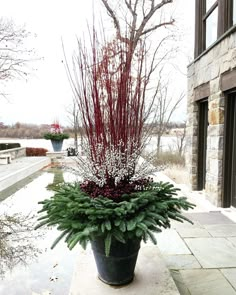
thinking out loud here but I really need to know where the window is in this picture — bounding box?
[205,5,218,48]
[198,99,208,190]
[206,0,216,10]
[203,0,218,49]
[223,93,236,208]
[195,0,236,57]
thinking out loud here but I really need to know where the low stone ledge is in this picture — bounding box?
[69,245,180,295]
[46,151,66,157]
[0,147,26,159]
[0,157,51,192]
[0,154,11,164]
[46,151,67,163]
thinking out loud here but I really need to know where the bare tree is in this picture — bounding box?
[100,0,175,50]
[0,18,33,98]
[174,121,186,156]
[100,0,182,153]
[99,0,176,86]
[0,213,42,278]
[66,98,80,151]
[154,81,184,154]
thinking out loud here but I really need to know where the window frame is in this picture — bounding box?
[223,91,236,207]
[197,98,208,190]
[203,1,218,50]
[195,0,234,58]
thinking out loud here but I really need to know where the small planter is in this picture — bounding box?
[51,140,64,152]
[91,237,141,286]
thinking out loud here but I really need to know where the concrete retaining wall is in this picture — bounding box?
[0,147,26,159]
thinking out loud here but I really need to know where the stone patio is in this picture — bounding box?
[156,211,236,295]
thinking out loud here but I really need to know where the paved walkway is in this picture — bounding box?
[0,156,49,180]
[0,156,50,196]
[153,172,236,295]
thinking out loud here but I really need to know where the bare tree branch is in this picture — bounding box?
[100,0,175,52]
[135,0,174,45]
[0,18,35,98]
[174,122,186,156]
[100,0,122,39]
[124,0,135,15]
[0,212,43,278]
[140,19,175,36]
[155,84,184,154]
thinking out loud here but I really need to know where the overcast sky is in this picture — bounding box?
[0,0,195,126]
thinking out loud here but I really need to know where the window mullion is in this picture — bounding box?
[203,1,218,20]
[195,0,205,57]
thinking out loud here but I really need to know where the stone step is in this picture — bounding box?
[69,245,180,295]
[0,156,50,192]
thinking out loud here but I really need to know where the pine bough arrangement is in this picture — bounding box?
[36,181,194,256]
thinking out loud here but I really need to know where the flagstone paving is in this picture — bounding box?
[184,212,235,225]
[204,224,236,237]
[184,237,236,268]
[156,211,236,295]
[175,227,211,238]
[155,229,191,255]
[179,269,236,295]
[228,237,236,246]
[221,269,236,290]
[163,255,201,270]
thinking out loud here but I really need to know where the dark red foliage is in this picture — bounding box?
[26,147,48,156]
[80,178,153,201]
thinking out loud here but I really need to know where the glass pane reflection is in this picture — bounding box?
[206,0,216,11]
[0,168,78,293]
[206,7,218,48]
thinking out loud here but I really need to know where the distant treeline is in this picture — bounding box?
[0,121,185,139]
[0,122,73,139]
[151,122,186,135]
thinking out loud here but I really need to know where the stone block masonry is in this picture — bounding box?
[186,30,236,207]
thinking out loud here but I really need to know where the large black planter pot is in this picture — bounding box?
[91,237,141,286]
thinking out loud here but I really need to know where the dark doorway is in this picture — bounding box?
[224,93,236,208]
[198,99,208,190]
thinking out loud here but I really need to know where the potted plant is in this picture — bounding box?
[43,122,69,152]
[37,180,194,285]
[36,31,195,286]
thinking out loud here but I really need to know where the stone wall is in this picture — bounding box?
[186,31,236,207]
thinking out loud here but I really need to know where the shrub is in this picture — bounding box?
[43,133,69,141]
[36,182,194,256]
[26,147,48,156]
[150,151,185,167]
[0,143,21,150]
